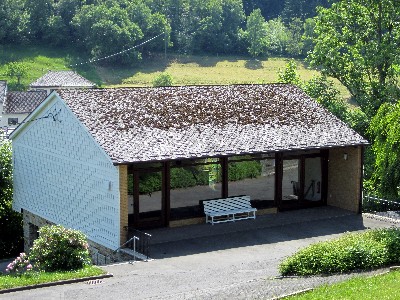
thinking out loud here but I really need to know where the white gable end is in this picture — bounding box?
[12,94,120,250]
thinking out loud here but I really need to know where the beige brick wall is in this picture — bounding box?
[119,165,129,246]
[327,146,362,212]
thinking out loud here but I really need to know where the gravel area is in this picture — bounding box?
[1,207,398,300]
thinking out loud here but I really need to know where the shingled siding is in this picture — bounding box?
[12,95,120,250]
[327,146,362,212]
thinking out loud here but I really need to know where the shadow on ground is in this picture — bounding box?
[147,207,366,259]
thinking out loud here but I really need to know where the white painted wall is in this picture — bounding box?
[0,113,29,128]
[12,94,121,250]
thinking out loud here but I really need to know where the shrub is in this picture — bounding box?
[5,253,33,275]
[152,72,173,87]
[28,225,91,272]
[279,228,400,276]
[0,140,23,259]
[228,160,262,181]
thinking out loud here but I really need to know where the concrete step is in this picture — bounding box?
[119,248,151,261]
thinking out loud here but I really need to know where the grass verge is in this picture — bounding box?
[0,265,105,290]
[284,270,400,300]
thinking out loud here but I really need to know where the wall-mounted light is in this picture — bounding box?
[344,153,348,160]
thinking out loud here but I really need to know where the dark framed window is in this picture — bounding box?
[8,118,18,125]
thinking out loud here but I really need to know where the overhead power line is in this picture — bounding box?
[69,32,166,67]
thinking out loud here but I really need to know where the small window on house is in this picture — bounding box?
[8,118,18,125]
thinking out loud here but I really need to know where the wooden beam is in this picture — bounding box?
[221,157,229,198]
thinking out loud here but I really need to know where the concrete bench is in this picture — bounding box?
[203,196,257,225]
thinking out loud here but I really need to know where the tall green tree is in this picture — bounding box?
[72,3,144,65]
[265,17,289,55]
[243,8,267,58]
[0,0,28,43]
[308,0,400,117]
[369,101,400,200]
[25,0,54,40]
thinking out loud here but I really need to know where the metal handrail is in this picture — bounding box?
[113,236,140,253]
[124,227,152,259]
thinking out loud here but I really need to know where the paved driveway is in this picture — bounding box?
[1,207,398,300]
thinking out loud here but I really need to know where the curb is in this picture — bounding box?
[0,273,113,294]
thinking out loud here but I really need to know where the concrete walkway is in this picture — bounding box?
[1,207,398,300]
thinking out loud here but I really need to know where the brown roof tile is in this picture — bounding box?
[30,71,96,88]
[57,84,368,164]
[5,91,47,114]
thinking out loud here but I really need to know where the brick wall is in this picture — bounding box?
[119,165,128,246]
[12,95,121,250]
[327,146,362,212]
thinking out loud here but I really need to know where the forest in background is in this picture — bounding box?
[0,0,331,63]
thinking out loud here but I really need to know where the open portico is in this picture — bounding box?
[10,84,368,260]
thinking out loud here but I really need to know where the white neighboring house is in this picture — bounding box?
[29,70,96,95]
[0,88,47,130]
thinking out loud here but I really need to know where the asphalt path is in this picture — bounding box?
[1,207,398,300]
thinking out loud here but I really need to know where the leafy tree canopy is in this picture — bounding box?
[369,101,400,200]
[308,0,400,117]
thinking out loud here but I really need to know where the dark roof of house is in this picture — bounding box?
[5,91,47,114]
[29,70,96,88]
[0,81,7,104]
[57,84,368,164]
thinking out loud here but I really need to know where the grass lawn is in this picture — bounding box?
[0,45,350,99]
[284,270,400,300]
[0,265,105,290]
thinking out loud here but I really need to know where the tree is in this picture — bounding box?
[72,3,144,65]
[244,9,267,58]
[302,18,316,55]
[277,59,301,86]
[308,0,400,117]
[265,17,289,55]
[25,0,54,40]
[286,18,304,57]
[0,0,28,44]
[369,101,400,200]
[5,62,28,85]
[0,140,23,259]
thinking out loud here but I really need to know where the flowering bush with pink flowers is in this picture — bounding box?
[5,253,33,275]
[28,225,91,272]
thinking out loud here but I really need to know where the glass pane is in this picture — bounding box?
[138,171,162,217]
[282,159,300,201]
[170,159,221,220]
[228,158,275,209]
[304,157,322,201]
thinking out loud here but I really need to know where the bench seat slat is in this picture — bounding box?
[203,196,257,225]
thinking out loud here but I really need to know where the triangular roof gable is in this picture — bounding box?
[29,70,96,88]
[9,92,114,166]
[56,84,368,164]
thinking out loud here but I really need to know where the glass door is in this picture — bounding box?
[131,164,166,229]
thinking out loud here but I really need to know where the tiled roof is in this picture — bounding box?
[5,91,47,114]
[0,81,7,104]
[30,71,96,88]
[57,85,369,164]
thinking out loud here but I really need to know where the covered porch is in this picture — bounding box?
[119,148,337,231]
